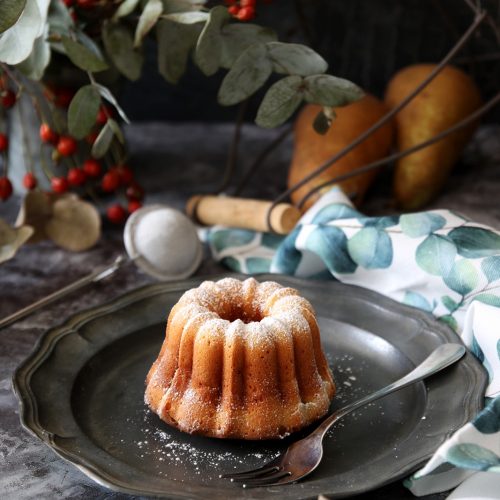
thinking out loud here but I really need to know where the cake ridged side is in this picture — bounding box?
[145,277,335,439]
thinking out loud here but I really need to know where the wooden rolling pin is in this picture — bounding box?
[186,195,301,235]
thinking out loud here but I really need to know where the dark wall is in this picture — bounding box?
[120,0,500,123]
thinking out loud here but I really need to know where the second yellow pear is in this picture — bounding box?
[385,64,482,210]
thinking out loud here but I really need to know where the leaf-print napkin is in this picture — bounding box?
[207,186,500,496]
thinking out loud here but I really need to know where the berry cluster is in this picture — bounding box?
[0,76,144,225]
[225,0,272,22]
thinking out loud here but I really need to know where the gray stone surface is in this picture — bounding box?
[1,122,498,500]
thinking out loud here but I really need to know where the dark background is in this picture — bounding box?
[119,0,500,124]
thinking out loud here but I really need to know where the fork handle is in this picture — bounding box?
[315,343,466,439]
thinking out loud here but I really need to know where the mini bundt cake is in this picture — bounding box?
[145,277,335,439]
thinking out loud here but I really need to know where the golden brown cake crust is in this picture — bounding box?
[145,277,335,440]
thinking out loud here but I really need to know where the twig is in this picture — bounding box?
[297,91,500,209]
[215,100,248,194]
[234,125,292,196]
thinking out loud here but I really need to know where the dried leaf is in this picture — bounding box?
[93,83,130,123]
[0,218,33,264]
[45,197,101,251]
[113,0,141,20]
[267,42,328,76]
[0,0,26,34]
[91,120,114,158]
[15,191,52,243]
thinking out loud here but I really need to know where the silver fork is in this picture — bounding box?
[221,343,466,488]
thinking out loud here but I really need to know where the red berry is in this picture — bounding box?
[0,177,13,201]
[112,164,134,185]
[228,5,240,15]
[51,87,74,108]
[128,200,142,213]
[39,123,59,144]
[236,6,255,20]
[240,0,256,6]
[63,0,74,6]
[86,131,98,144]
[76,0,97,8]
[67,167,87,186]
[1,90,16,109]
[57,136,77,156]
[95,105,113,125]
[83,158,102,178]
[0,133,8,152]
[101,170,120,192]
[107,204,127,224]
[23,172,38,190]
[51,176,69,193]
[126,182,145,201]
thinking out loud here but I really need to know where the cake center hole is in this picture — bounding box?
[219,303,262,324]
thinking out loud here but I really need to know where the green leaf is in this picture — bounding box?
[68,85,101,140]
[93,83,130,123]
[0,218,33,264]
[255,75,304,128]
[400,213,447,238]
[481,256,500,282]
[306,226,357,274]
[210,228,256,252]
[304,74,364,107]
[267,42,328,76]
[219,23,277,69]
[113,0,141,19]
[439,314,458,331]
[16,29,50,80]
[47,0,73,37]
[164,11,209,23]
[107,118,124,144]
[194,5,229,76]
[0,0,26,34]
[247,257,271,273]
[218,42,273,106]
[403,291,433,312]
[156,18,202,84]
[347,227,393,269]
[448,226,500,258]
[441,295,459,312]
[312,107,336,135]
[447,443,500,471]
[416,234,457,276]
[102,22,143,80]
[444,259,479,296]
[134,0,163,47]
[91,121,114,159]
[471,293,500,307]
[0,0,48,64]
[61,36,108,72]
[161,0,207,14]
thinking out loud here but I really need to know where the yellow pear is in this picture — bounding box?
[288,95,395,211]
[385,64,482,210]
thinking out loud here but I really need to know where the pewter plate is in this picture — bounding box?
[13,274,487,499]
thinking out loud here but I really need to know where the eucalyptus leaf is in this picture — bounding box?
[403,291,433,312]
[0,0,26,34]
[68,85,101,140]
[255,75,304,128]
[267,42,328,76]
[102,22,143,80]
[347,227,393,269]
[0,0,49,64]
[304,74,364,107]
[443,259,479,296]
[164,11,209,23]
[91,121,114,158]
[61,36,108,72]
[415,234,457,276]
[0,219,33,264]
[219,23,277,69]
[400,212,447,238]
[481,256,500,282]
[76,30,106,59]
[134,0,163,47]
[448,226,500,258]
[47,0,73,36]
[218,43,273,106]
[107,118,124,144]
[93,83,130,123]
[113,0,141,19]
[162,0,207,14]
[156,18,202,84]
[16,28,50,80]
[194,5,229,76]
